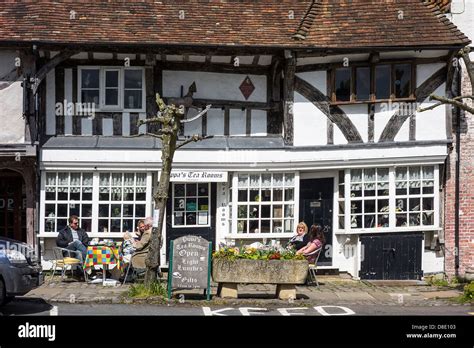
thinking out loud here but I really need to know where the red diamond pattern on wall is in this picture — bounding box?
[239,76,255,100]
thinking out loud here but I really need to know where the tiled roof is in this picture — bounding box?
[424,0,451,13]
[0,0,469,49]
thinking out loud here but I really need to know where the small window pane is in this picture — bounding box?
[81,69,99,88]
[356,67,370,100]
[124,70,142,89]
[46,173,56,186]
[186,184,197,196]
[335,68,351,101]
[375,65,390,99]
[106,70,119,87]
[124,90,142,109]
[105,89,118,105]
[198,183,209,196]
[81,90,99,105]
[394,64,411,98]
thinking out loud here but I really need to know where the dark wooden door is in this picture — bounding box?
[299,178,333,266]
[360,233,423,280]
[165,183,216,262]
[0,176,26,242]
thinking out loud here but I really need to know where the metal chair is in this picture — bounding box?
[306,247,322,288]
[50,247,88,282]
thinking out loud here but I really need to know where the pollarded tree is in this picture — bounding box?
[133,90,210,286]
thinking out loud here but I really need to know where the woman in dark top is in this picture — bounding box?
[287,221,309,250]
[297,224,326,264]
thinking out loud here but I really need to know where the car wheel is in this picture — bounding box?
[0,278,6,306]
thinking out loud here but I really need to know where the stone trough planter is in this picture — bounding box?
[212,259,308,300]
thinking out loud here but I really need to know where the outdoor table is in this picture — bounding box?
[83,243,123,286]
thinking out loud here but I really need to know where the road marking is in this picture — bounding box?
[202,305,355,316]
[49,306,58,316]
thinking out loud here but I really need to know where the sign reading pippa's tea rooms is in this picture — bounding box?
[170,170,228,182]
[168,235,212,300]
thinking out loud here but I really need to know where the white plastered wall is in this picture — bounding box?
[0,51,24,143]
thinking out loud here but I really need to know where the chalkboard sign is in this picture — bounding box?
[167,235,211,300]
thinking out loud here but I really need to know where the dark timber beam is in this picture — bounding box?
[33,50,77,94]
[294,76,363,143]
[283,53,296,145]
[379,67,447,142]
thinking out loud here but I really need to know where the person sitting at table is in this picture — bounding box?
[56,215,90,262]
[122,220,145,264]
[287,221,309,251]
[296,223,325,264]
[130,217,153,270]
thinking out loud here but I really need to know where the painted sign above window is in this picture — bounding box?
[170,171,228,182]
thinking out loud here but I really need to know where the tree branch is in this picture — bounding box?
[180,105,212,123]
[124,132,163,140]
[175,135,213,149]
[418,94,474,114]
[137,116,164,126]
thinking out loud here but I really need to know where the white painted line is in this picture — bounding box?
[49,306,58,316]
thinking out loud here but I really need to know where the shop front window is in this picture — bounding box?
[395,166,435,227]
[43,171,150,234]
[44,172,93,232]
[172,183,210,227]
[235,173,295,234]
[339,165,438,231]
[349,168,389,229]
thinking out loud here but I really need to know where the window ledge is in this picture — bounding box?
[330,98,416,106]
[335,226,442,235]
[225,233,293,239]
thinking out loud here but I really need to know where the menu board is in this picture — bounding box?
[169,235,211,291]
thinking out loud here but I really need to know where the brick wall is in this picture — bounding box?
[444,65,474,279]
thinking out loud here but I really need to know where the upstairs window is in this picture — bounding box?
[78,67,145,111]
[332,62,414,103]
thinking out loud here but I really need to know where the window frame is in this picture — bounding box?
[171,182,211,228]
[78,66,146,112]
[230,172,297,237]
[40,171,152,237]
[330,60,416,104]
[336,165,440,234]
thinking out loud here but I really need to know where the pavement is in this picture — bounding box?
[21,273,472,308]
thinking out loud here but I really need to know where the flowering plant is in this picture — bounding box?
[212,245,305,261]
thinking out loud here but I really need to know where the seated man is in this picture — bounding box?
[56,215,89,262]
[122,219,145,264]
[130,217,152,270]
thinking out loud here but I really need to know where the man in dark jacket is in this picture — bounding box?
[56,215,89,261]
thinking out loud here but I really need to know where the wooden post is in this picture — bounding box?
[283,53,295,145]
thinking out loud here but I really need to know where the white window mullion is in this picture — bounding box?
[39,172,46,234]
[231,174,238,234]
[91,172,99,233]
[146,172,152,218]
[434,165,440,227]
[389,167,396,228]
[344,169,351,233]
[294,171,300,234]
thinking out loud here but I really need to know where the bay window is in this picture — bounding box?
[338,165,439,231]
[42,171,151,234]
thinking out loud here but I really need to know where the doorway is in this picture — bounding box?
[165,182,216,262]
[299,178,333,266]
[0,171,26,242]
[359,233,423,280]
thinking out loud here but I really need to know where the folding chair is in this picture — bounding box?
[50,247,88,282]
[306,247,322,288]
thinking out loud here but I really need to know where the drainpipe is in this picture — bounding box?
[454,66,462,278]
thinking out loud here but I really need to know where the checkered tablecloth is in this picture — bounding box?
[83,245,123,271]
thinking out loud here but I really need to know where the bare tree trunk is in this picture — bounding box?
[144,130,177,285]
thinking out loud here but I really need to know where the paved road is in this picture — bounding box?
[1,298,472,316]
